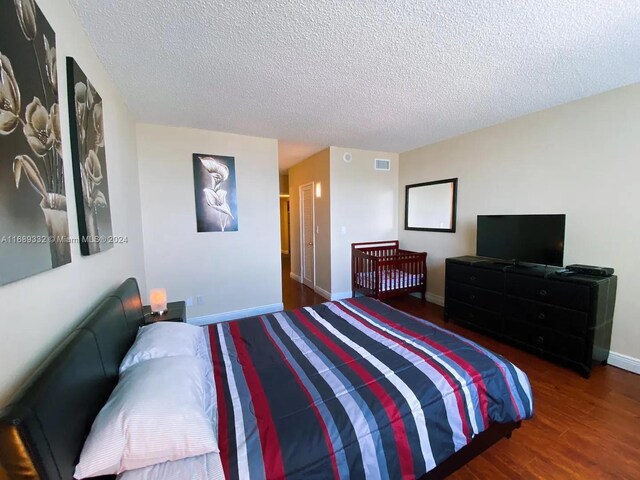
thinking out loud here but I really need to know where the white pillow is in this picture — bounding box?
[74,356,218,479]
[119,322,207,374]
[116,452,225,480]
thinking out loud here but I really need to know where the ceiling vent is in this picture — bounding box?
[374,158,391,171]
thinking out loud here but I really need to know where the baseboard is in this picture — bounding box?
[314,286,331,300]
[290,272,302,282]
[607,351,640,375]
[313,287,352,302]
[427,292,445,306]
[409,291,445,306]
[189,303,284,326]
[331,291,352,301]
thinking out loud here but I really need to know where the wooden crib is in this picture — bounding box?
[351,241,427,300]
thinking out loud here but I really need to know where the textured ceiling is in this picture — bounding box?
[278,141,325,173]
[69,0,640,154]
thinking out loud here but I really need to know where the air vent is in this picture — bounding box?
[374,158,391,171]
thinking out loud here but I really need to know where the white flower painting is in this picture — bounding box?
[66,57,113,255]
[193,154,238,232]
[0,0,72,286]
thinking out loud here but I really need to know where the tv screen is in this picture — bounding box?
[476,214,566,266]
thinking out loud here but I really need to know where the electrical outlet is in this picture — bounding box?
[185,297,194,307]
[196,295,205,305]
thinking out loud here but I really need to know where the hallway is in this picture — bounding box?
[281,254,325,310]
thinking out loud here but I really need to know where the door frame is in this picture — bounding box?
[299,182,316,289]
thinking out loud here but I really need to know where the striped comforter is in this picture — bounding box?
[207,298,533,480]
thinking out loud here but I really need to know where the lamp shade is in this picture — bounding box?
[149,288,167,313]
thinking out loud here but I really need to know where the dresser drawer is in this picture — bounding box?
[506,274,591,311]
[504,296,589,334]
[446,299,501,333]
[447,282,502,313]
[504,320,585,362]
[446,263,503,291]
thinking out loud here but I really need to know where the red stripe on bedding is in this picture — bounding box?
[229,321,286,480]
[334,302,472,441]
[259,317,340,480]
[208,325,230,479]
[293,309,416,480]
[347,298,491,430]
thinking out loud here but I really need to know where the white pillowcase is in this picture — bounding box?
[119,322,207,374]
[116,452,225,480]
[74,356,218,479]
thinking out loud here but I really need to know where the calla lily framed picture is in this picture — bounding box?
[66,57,113,255]
[0,0,72,286]
[192,154,238,232]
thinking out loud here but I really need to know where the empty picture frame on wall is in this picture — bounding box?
[66,57,114,255]
[192,153,238,232]
[0,0,72,286]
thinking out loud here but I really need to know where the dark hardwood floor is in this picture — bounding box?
[281,262,640,479]
[282,254,325,309]
[385,296,640,480]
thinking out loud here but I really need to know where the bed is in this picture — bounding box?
[352,241,428,300]
[208,297,533,480]
[0,279,533,479]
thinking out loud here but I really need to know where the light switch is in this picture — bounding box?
[341,226,347,235]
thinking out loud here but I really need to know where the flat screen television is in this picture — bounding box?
[476,214,566,266]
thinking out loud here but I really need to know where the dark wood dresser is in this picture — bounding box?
[444,256,617,377]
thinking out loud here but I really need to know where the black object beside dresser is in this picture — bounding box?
[444,256,617,378]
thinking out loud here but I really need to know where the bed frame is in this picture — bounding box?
[0,277,520,480]
[352,241,427,300]
[0,278,144,480]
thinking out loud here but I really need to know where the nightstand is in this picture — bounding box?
[143,301,187,324]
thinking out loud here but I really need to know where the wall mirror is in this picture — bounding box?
[404,178,458,232]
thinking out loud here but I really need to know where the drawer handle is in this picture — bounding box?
[469,275,477,282]
[538,313,546,320]
[469,294,476,301]
[538,289,548,297]
[536,336,544,344]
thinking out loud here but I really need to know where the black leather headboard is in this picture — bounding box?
[0,278,145,480]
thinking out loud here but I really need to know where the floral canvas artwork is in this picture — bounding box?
[0,0,71,286]
[66,58,113,255]
[192,154,238,232]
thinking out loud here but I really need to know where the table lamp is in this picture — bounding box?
[149,288,167,315]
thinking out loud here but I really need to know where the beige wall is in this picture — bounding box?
[136,124,282,320]
[0,0,146,406]
[288,149,331,294]
[330,147,399,296]
[398,83,640,360]
[279,197,290,253]
[279,174,289,195]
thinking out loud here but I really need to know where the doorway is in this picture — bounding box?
[300,182,315,289]
[279,197,290,254]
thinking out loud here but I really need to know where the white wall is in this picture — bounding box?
[0,0,146,406]
[330,147,399,297]
[399,83,640,361]
[136,124,282,321]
